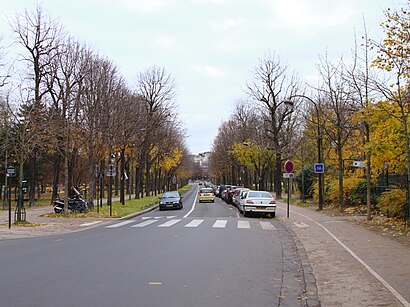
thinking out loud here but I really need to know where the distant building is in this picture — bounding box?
[192,151,211,177]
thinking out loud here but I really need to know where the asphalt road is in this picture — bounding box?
[0,185,312,307]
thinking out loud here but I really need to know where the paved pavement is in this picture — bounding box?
[276,199,410,307]
[1,200,409,307]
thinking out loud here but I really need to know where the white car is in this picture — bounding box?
[234,188,250,208]
[240,190,276,217]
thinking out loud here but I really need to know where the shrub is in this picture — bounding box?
[295,165,315,198]
[348,181,378,206]
[378,189,406,218]
[323,177,365,206]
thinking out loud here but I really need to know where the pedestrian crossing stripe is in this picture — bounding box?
[105,220,136,228]
[106,219,277,230]
[184,219,204,228]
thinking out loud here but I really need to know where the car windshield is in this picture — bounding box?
[201,188,212,193]
[162,192,179,198]
[248,191,273,199]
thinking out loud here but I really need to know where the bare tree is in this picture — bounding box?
[10,6,64,206]
[316,54,356,209]
[136,66,176,196]
[247,53,302,197]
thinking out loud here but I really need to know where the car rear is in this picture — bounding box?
[199,187,215,203]
[243,191,276,217]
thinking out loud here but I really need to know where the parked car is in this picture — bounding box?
[233,188,250,207]
[199,187,215,203]
[224,185,238,204]
[159,191,183,211]
[240,190,276,217]
[221,185,231,200]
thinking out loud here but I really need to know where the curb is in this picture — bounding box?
[119,203,159,220]
[280,217,321,307]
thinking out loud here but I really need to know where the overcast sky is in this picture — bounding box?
[0,0,403,154]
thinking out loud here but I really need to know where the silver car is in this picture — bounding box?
[240,190,276,217]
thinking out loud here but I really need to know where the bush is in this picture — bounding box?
[324,177,365,206]
[348,181,378,206]
[378,189,406,218]
[295,165,315,198]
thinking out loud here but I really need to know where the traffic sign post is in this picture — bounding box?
[314,163,324,173]
[283,160,294,218]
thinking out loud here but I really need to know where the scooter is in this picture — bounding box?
[53,188,89,213]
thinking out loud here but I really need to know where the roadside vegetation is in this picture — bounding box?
[0,6,195,222]
[208,2,410,227]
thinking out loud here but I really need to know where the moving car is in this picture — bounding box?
[240,190,276,217]
[199,187,215,203]
[159,191,183,211]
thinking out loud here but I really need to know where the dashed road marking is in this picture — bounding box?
[105,220,136,228]
[213,220,227,228]
[158,219,181,227]
[237,220,250,229]
[184,219,204,228]
[131,220,158,228]
[260,221,276,230]
[80,221,102,227]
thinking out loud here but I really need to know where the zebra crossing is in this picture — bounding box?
[105,217,277,230]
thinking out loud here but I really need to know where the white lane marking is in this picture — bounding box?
[183,185,199,218]
[105,220,136,228]
[184,219,204,228]
[260,221,276,230]
[277,206,410,307]
[294,221,309,228]
[131,220,158,228]
[213,220,227,228]
[80,221,102,227]
[141,217,151,220]
[158,219,181,227]
[167,216,177,219]
[237,220,250,229]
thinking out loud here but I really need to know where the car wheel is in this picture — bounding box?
[159,207,163,211]
[271,212,276,218]
[243,209,248,217]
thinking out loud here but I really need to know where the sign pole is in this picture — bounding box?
[287,177,290,218]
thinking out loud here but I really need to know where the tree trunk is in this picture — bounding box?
[274,153,282,198]
[338,146,344,210]
[52,154,61,203]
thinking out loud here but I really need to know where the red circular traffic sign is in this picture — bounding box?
[284,160,294,173]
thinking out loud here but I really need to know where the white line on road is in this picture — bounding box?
[184,219,204,228]
[259,221,276,230]
[131,220,158,228]
[105,220,136,228]
[213,220,227,228]
[237,220,250,229]
[293,221,309,228]
[80,221,102,227]
[277,206,410,307]
[183,185,199,218]
[158,219,181,227]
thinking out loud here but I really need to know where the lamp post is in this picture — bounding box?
[287,95,324,211]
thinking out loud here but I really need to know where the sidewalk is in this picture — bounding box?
[0,205,116,240]
[276,199,410,307]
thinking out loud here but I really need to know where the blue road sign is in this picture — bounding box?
[314,163,324,173]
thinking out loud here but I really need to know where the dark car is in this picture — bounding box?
[159,191,183,211]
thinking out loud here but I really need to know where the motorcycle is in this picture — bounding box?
[53,188,89,213]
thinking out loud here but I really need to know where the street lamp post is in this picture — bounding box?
[287,95,324,211]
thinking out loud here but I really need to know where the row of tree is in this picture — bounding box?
[0,6,193,218]
[209,2,410,221]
